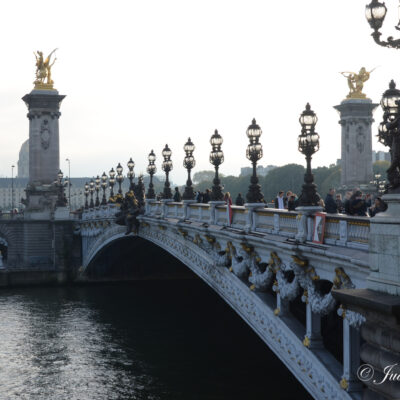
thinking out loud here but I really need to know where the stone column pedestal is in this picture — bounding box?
[333,288,400,400]
[182,200,196,220]
[161,199,173,218]
[295,206,322,243]
[22,89,66,214]
[333,99,378,189]
[244,203,265,232]
[145,198,157,216]
[209,201,225,225]
[368,194,400,296]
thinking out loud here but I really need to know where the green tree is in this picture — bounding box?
[193,170,222,184]
[261,164,305,202]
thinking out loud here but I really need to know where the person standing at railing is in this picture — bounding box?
[350,190,367,216]
[368,197,387,217]
[224,192,232,225]
[274,191,287,209]
[325,188,338,214]
[173,187,182,202]
[235,193,244,206]
[287,195,298,211]
[202,189,211,203]
[336,194,344,213]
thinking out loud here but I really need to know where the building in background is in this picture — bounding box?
[17,139,29,178]
[372,150,390,163]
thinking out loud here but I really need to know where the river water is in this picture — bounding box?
[0,280,309,400]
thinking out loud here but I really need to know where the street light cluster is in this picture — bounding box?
[55,169,68,207]
[378,80,400,193]
[365,0,400,48]
[80,110,323,210]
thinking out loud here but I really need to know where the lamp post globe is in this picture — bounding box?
[101,172,108,205]
[108,167,116,201]
[183,137,196,200]
[364,0,400,48]
[84,182,89,209]
[297,103,321,206]
[365,0,387,30]
[89,179,95,208]
[116,163,124,195]
[245,118,264,203]
[94,175,101,207]
[127,158,135,191]
[379,81,400,192]
[161,144,173,199]
[209,129,224,201]
[55,169,67,207]
[146,150,156,199]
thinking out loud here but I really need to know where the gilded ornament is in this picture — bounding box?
[303,336,310,348]
[33,49,58,90]
[339,377,349,390]
[340,67,375,100]
[292,255,308,268]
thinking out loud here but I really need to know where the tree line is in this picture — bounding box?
[188,161,389,203]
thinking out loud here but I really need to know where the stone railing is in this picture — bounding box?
[81,204,119,221]
[81,201,371,251]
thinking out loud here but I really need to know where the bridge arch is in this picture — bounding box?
[81,220,355,400]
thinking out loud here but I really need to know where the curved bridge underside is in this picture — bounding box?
[81,219,357,400]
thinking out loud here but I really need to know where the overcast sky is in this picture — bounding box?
[0,0,398,184]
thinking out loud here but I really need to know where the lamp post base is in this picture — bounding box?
[295,206,323,243]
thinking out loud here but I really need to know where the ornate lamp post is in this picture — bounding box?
[297,104,321,206]
[55,169,67,207]
[209,130,224,201]
[146,150,156,199]
[365,0,400,48]
[84,182,89,209]
[161,144,173,199]
[127,158,135,191]
[370,173,387,194]
[95,175,101,207]
[109,167,116,201]
[183,138,196,200]
[89,179,95,208]
[116,163,124,194]
[245,119,264,203]
[378,80,400,193]
[100,172,108,205]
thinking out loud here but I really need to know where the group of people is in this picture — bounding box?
[324,188,387,217]
[157,185,387,218]
[273,188,387,217]
[163,187,246,206]
[274,191,299,211]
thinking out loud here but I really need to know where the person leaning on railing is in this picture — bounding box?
[368,197,388,217]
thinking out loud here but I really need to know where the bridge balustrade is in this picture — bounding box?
[82,202,370,252]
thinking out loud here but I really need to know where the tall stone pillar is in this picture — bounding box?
[334,99,378,188]
[22,89,65,214]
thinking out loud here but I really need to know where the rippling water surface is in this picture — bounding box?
[0,281,309,400]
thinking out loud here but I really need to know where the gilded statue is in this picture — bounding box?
[340,67,375,99]
[33,49,57,89]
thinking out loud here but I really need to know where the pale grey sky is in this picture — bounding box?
[0,0,397,184]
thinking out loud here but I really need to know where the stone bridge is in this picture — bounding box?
[79,200,373,400]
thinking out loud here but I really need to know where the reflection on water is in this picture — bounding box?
[0,281,309,400]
